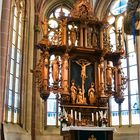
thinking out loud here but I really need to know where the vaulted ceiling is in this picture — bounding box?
[35,0,113,20]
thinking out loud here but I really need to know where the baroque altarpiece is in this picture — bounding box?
[33,0,127,139]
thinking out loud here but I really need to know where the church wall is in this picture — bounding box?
[0,0,12,139]
[0,0,11,124]
[2,125,140,140]
[22,0,35,133]
[3,123,31,140]
[114,126,140,140]
[35,126,140,140]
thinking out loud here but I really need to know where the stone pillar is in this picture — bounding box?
[0,0,12,123]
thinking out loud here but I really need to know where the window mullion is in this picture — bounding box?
[56,94,59,127]
[44,101,47,128]
[11,10,20,123]
[136,36,140,119]
[126,35,132,126]
[5,49,13,122]
[5,5,16,122]
[119,104,122,126]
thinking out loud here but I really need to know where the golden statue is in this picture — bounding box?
[51,56,59,83]
[70,22,76,45]
[70,80,77,104]
[88,82,95,104]
[76,59,91,80]
[76,87,86,104]
[41,18,48,36]
[88,135,96,140]
[60,18,67,45]
[106,61,113,86]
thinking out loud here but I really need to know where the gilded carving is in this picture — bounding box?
[88,135,96,140]
[88,82,95,104]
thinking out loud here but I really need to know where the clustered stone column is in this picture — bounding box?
[0,0,12,123]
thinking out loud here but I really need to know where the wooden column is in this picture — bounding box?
[61,53,69,93]
[85,27,87,47]
[80,26,83,47]
[100,27,104,49]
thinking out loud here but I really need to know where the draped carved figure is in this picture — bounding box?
[62,53,69,92]
[41,18,48,36]
[70,80,77,104]
[77,87,86,104]
[52,56,59,83]
[88,82,95,104]
[70,22,77,45]
[106,61,113,86]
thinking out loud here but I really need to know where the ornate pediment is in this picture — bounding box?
[70,0,98,21]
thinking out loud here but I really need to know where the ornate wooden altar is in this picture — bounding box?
[33,0,127,140]
[62,126,114,140]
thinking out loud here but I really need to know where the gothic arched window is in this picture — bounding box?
[5,0,25,123]
[108,0,140,126]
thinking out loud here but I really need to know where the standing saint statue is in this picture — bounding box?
[70,22,76,46]
[106,61,113,86]
[70,80,77,104]
[51,56,59,84]
[88,82,95,104]
[61,53,69,92]
[41,18,48,36]
[60,19,67,45]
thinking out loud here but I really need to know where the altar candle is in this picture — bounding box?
[75,111,77,120]
[79,112,81,121]
[96,112,98,121]
[92,113,94,122]
[71,109,73,118]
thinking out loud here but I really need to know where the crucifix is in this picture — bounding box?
[76,59,91,97]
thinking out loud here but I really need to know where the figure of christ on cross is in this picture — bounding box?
[76,59,91,98]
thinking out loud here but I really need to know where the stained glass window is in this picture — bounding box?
[110,0,128,15]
